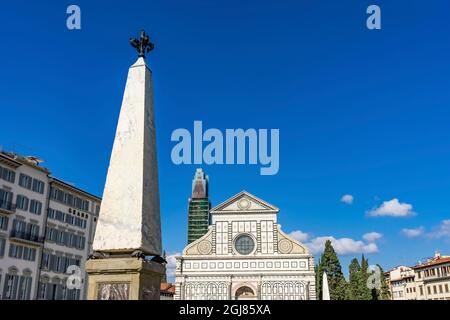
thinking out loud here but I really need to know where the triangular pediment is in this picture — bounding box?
[210,191,279,214]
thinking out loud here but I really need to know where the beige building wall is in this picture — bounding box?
[0,151,100,300]
[414,254,450,300]
[0,153,49,300]
[389,266,416,300]
[387,253,450,301]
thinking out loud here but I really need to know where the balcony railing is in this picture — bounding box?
[0,200,16,213]
[10,230,44,244]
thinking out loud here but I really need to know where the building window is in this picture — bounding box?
[427,286,431,295]
[41,253,51,270]
[0,215,8,231]
[50,187,90,211]
[439,285,443,294]
[16,195,29,211]
[47,208,56,220]
[17,276,33,300]
[31,223,39,238]
[23,247,36,261]
[82,200,89,211]
[445,284,449,293]
[3,274,19,300]
[37,282,47,300]
[66,215,75,225]
[57,231,66,246]
[0,188,14,210]
[433,285,437,294]
[234,234,255,255]
[55,210,65,222]
[9,244,24,259]
[29,200,42,215]
[64,193,73,206]
[419,285,423,296]
[12,219,26,233]
[0,166,16,183]
[31,179,45,194]
[0,237,6,257]
[19,173,33,189]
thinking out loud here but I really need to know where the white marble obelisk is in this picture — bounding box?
[322,272,330,300]
[93,56,161,256]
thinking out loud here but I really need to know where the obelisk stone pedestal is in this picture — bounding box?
[86,258,164,300]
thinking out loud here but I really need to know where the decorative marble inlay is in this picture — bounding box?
[237,198,251,210]
[198,240,212,255]
[278,239,293,254]
[97,283,130,300]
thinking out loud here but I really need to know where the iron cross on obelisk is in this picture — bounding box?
[130,30,155,58]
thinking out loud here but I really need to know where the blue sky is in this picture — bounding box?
[1,0,450,277]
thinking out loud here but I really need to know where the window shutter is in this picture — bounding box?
[11,275,19,300]
[18,276,25,300]
[46,284,53,300]
[25,278,32,300]
[2,275,10,299]
[0,238,5,257]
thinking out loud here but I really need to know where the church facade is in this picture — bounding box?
[174,191,316,300]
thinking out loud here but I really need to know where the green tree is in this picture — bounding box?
[346,258,361,300]
[360,255,372,300]
[315,261,322,299]
[316,240,347,300]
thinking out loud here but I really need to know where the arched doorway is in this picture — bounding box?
[235,286,257,300]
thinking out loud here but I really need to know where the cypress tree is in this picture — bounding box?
[374,264,391,300]
[315,261,323,299]
[316,240,347,300]
[346,258,361,300]
[360,255,373,300]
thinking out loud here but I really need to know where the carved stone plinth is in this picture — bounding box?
[85,258,165,300]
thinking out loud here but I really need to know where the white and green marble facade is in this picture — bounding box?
[175,191,316,300]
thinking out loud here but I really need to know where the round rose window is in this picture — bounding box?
[234,234,255,255]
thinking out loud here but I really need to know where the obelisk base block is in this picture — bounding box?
[85,258,165,300]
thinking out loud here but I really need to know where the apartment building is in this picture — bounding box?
[386,252,450,300]
[413,252,450,300]
[388,266,416,300]
[0,151,100,300]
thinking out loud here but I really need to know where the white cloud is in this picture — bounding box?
[428,220,450,239]
[367,198,414,217]
[401,227,425,238]
[341,194,354,204]
[363,232,383,242]
[305,236,379,256]
[288,230,309,242]
[165,252,181,281]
